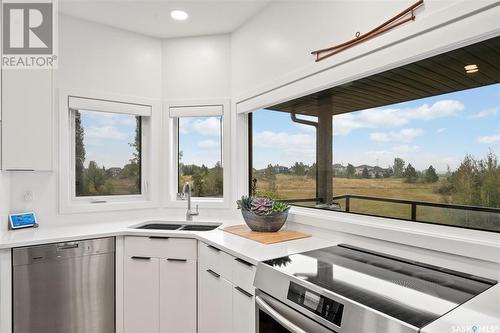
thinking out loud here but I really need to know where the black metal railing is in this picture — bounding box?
[283,194,500,222]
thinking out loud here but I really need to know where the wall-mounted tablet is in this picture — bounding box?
[9,212,38,230]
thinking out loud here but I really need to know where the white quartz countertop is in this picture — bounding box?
[0,219,335,265]
[422,283,500,333]
[1,219,498,329]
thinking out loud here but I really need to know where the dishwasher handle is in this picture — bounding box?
[57,242,79,250]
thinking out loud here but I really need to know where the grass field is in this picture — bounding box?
[254,174,499,231]
[255,174,445,202]
[107,177,140,195]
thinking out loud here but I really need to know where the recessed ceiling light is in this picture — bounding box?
[171,10,188,21]
[464,64,479,74]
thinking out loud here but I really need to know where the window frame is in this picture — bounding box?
[59,90,160,214]
[163,99,231,208]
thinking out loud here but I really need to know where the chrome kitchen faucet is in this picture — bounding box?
[180,183,199,221]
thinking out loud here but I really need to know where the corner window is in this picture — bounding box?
[177,116,223,198]
[168,103,227,202]
[63,96,152,210]
[250,35,500,232]
[74,110,142,197]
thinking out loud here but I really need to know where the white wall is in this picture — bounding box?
[232,0,500,106]
[7,16,237,225]
[7,15,166,225]
[162,35,231,100]
[0,173,9,233]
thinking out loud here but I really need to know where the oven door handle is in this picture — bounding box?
[256,296,308,333]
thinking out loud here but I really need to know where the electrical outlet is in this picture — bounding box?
[24,190,34,202]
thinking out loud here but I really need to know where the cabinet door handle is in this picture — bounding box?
[235,258,253,267]
[167,258,187,262]
[206,269,220,278]
[149,236,170,240]
[235,286,253,298]
[131,256,151,260]
[207,245,220,252]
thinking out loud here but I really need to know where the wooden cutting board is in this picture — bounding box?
[223,225,310,245]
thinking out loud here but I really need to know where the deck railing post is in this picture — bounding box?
[411,203,417,221]
[346,196,350,212]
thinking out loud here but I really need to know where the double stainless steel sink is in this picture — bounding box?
[135,222,220,231]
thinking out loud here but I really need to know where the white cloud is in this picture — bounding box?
[197,139,220,149]
[254,131,314,148]
[477,134,500,144]
[82,111,136,127]
[436,128,446,133]
[334,100,464,136]
[253,131,315,168]
[469,107,498,119]
[391,145,420,153]
[193,118,221,136]
[85,126,128,141]
[179,118,191,134]
[369,128,424,143]
[181,117,221,137]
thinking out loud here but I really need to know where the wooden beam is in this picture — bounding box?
[316,97,333,205]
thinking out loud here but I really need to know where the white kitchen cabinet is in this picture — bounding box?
[124,256,160,333]
[1,69,53,170]
[233,286,255,333]
[160,258,197,333]
[198,265,233,333]
[198,242,256,333]
[123,236,197,333]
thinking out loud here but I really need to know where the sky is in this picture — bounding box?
[80,111,138,168]
[253,83,500,173]
[179,116,222,167]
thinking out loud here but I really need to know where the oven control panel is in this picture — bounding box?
[287,282,343,326]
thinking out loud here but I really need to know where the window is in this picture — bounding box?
[61,95,153,212]
[169,102,227,200]
[250,35,500,232]
[176,116,223,198]
[74,110,142,197]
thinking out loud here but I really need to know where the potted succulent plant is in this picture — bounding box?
[236,196,290,232]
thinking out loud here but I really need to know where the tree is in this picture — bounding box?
[192,171,206,197]
[383,167,394,178]
[403,163,418,183]
[86,161,106,193]
[291,162,307,176]
[264,164,276,180]
[361,167,370,179]
[393,158,405,178]
[127,116,142,191]
[308,163,317,179]
[74,111,86,195]
[425,165,439,183]
[346,164,356,178]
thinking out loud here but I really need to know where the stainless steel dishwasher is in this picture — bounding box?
[12,237,115,333]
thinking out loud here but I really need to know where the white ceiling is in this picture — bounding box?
[59,0,271,39]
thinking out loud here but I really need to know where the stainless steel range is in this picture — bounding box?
[254,244,496,333]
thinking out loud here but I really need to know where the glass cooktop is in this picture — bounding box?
[263,244,496,328]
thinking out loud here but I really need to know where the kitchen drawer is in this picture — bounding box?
[198,242,233,280]
[125,236,197,259]
[232,257,256,295]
